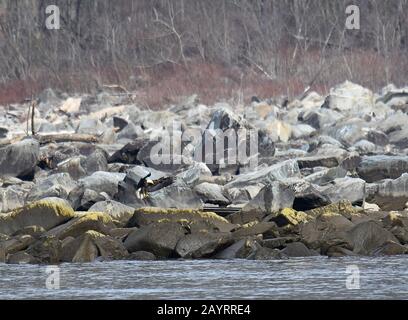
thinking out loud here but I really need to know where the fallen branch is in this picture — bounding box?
[35,133,99,145]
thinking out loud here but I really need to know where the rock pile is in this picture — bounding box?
[1,81,408,264]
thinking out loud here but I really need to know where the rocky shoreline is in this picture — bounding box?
[1,81,408,264]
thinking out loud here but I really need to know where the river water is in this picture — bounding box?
[0,256,407,299]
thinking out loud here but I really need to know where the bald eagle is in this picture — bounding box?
[135,172,175,199]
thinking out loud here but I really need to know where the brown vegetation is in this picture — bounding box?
[0,0,407,107]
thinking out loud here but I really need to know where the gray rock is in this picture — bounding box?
[124,222,187,258]
[80,171,125,197]
[175,232,232,258]
[76,118,106,135]
[347,220,399,255]
[194,183,230,206]
[27,173,77,202]
[357,155,408,183]
[241,182,295,215]
[368,173,408,210]
[317,177,366,205]
[213,238,258,259]
[0,184,31,212]
[88,200,135,226]
[147,183,203,209]
[127,251,157,260]
[0,139,39,179]
[280,242,317,257]
[225,160,301,189]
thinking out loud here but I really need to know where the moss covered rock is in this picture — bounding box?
[127,207,235,232]
[45,212,116,240]
[0,199,75,236]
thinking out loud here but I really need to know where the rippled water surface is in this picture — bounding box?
[1,256,408,299]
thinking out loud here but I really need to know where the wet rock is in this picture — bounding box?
[0,199,75,236]
[372,240,407,256]
[262,236,299,249]
[7,251,40,264]
[213,238,258,259]
[247,244,286,260]
[175,232,232,258]
[280,242,317,257]
[88,200,135,226]
[347,220,399,255]
[124,222,187,257]
[357,155,408,183]
[0,139,39,179]
[241,182,295,215]
[194,183,230,206]
[26,236,61,264]
[128,251,157,260]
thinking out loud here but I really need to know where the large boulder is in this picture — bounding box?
[347,221,399,255]
[44,212,116,240]
[225,160,301,189]
[126,207,235,232]
[27,173,77,202]
[194,183,231,206]
[300,208,355,250]
[0,184,31,213]
[26,236,61,264]
[124,222,187,257]
[369,174,408,210]
[62,231,128,262]
[357,156,408,183]
[280,242,318,257]
[213,238,258,259]
[88,200,135,226]
[0,139,39,179]
[0,199,75,236]
[317,177,366,205]
[241,182,295,215]
[146,183,203,209]
[327,81,374,112]
[175,232,232,258]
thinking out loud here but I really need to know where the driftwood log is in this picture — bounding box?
[0,133,99,147]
